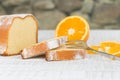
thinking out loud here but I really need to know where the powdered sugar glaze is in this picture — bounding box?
[0,14,32,28]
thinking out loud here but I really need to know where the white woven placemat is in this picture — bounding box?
[0,30,120,80]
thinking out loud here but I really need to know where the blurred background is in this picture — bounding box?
[0,0,120,30]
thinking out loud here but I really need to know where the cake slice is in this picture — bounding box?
[0,14,38,56]
[21,36,68,59]
[46,48,85,61]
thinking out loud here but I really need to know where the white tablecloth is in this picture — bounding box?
[0,30,120,80]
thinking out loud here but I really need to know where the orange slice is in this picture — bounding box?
[100,41,120,53]
[107,46,120,54]
[100,41,120,47]
[89,41,120,57]
[113,51,120,57]
[87,46,104,54]
[55,16,90,42]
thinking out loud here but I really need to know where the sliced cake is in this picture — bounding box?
[21,36,68,59]
[46,47,85,61]
[0,14,38,55]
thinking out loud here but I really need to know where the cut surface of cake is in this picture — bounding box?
[0,14,38,55]
[21,36,68,59]
[46,47,85,61]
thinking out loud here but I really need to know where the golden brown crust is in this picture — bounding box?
[46,49,85,61]
[0,16,11,55]
[21,36,68,59]
[1,52,21,56]
[0,14,38,55]
[21,41,48,59]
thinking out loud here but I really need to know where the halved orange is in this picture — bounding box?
[55,16,90,42]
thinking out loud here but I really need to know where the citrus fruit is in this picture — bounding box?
[55,16,90,42]
[100,41,120,53]
[107,46,120,54]
[113,51,120,57]
[87,46,104,54]
[89,41,120,57]
[100,41,120,48]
